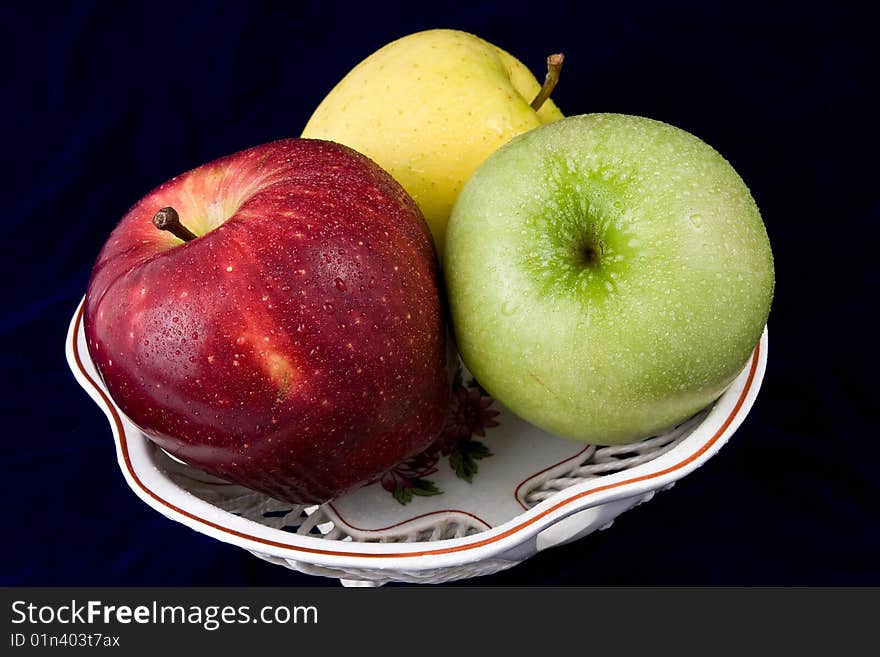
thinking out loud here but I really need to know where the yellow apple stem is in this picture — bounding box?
[530,53,565,111]
[152,206,198,242]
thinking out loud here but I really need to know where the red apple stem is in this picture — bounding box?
[530,53,565,111]
[152,206,198,242]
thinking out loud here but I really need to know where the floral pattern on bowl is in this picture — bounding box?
[66,298,768,585]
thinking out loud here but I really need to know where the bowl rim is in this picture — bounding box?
[67,299,767,570]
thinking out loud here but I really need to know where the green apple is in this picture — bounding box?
[302,29,564,256]
[444,114,774,444]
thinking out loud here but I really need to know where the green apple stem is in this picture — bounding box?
[152,206,198,242]
[530,53,565,112]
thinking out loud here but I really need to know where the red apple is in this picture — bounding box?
[84,139,451,504]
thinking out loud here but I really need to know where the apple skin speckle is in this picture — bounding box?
[84,139,450,504]
[445,114,774,444]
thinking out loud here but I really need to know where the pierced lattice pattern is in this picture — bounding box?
[157,408,707,547]
[521,409,706,505]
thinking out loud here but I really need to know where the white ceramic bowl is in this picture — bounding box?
[66,299,767,585]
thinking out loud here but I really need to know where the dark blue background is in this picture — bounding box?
[3,1,876,586]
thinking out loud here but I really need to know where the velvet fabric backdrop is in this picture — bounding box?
[3,1,875,585]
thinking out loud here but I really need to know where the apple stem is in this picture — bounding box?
[152,206,198,243]
[530,53,565,112]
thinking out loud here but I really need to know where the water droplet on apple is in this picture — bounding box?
[501,301,518,316]
[191,332,198,340]
[189,356,197,363]
[172,317,179,323]
[322,302,335,314]
[334,278,347,292]
[368,277,375,288]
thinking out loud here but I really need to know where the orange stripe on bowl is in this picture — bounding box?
[72,304,760,560]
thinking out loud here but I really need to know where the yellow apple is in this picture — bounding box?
[301,29,564,256]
